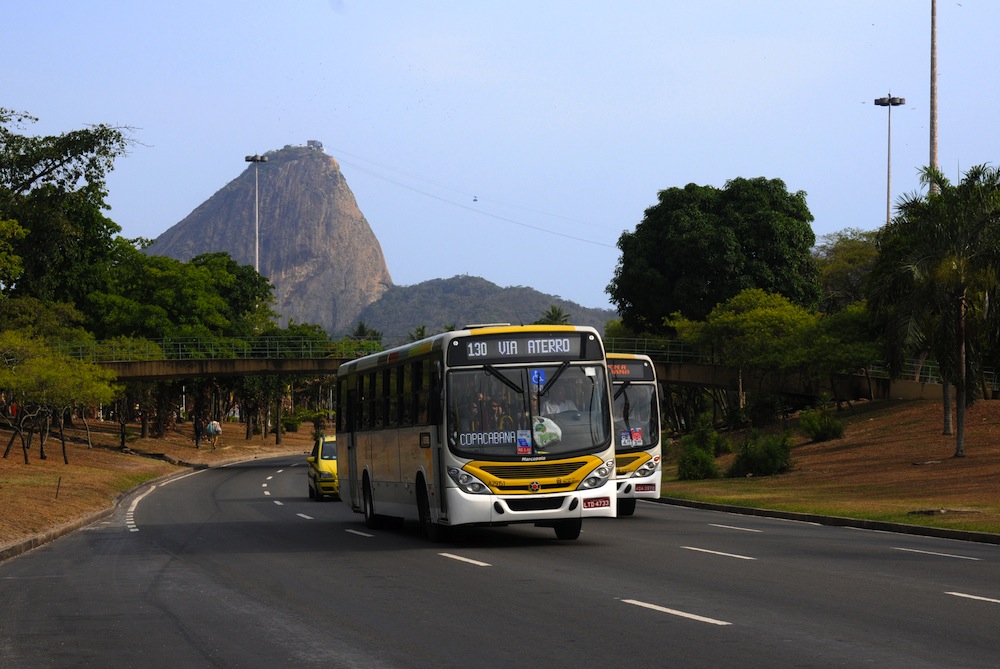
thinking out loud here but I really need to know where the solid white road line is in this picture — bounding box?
[892,547,980,561]
[681,546,756,560]
[709,523,762,533]
[621,599,732,626]
[439,553,491,567]
[946,592,1000,604]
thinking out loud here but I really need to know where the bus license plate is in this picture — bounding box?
[583,497,611,509]
[635,484,656,492]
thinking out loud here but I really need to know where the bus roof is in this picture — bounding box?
[340,324,605,375]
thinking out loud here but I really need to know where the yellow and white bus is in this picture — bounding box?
[335,324,617,541]
[607,353,662,516]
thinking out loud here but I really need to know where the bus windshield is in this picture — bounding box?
[447,363,611,459]
[612,382,660,451]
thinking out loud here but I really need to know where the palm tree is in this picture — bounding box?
[349,321,382,344]
[869,164,1000,457]
[406,325,427,342]
[535,305,570,325]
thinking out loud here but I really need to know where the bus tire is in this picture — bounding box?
[553,518,582,540]
[417,479,447,543]
[363,476,380,529]
[618,498,636,516]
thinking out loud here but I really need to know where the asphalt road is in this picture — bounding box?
[2,455,998,668]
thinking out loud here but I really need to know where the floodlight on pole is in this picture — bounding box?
[244,154,268,272]
[874,94,905,226]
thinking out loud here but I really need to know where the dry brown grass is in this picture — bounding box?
[0,420,313,552]
[2,400,999,554]
[664,399,1000,535]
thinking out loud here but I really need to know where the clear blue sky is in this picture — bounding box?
[5,1,997,312]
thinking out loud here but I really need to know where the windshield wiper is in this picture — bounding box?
[484,364,523,394]
[613,379,631,401]
[539,361,570,397]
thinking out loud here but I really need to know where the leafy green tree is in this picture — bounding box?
[803,302,880,404]
[0,108,132,304]
[0,296,94,342]
[671,289,817,410]
[84,243,275,341]
[189,252,275,336]
[0,330,115,464]
[868,165,1000,457]
[0,217,26,289]
[813,228,878,313]
[608,177,820,333]
[534,305,570,325]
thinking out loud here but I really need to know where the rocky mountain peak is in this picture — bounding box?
[145,142,392,332]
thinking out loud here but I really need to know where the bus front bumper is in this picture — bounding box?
[443,485,616,526]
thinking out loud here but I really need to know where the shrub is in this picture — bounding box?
[688,413,731,457]
[798,408,845,442]
[726,430,792,478]
[677,443,720,480]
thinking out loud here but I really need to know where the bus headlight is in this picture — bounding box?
[579,459,615,490]
[634,458,660,478]
[447,467,491,494]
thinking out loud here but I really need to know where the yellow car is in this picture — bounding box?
[307,435,339,500]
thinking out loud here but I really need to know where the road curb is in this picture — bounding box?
[657,497,1000,545]
[0,469,207,564]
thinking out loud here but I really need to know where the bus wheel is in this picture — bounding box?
[553,518,582,540]
[363,477,380,529]
[618,498,636,517]
[417,480,447,543]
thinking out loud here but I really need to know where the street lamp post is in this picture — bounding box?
[874,93,905,225]
[244,154,268,272]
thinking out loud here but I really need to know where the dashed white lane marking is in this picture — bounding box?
[681,546,756,560]
[709,523,762,533]
[439,553,491,567]
[947,592,1000,604]
[297,513,314,520]
[892,547,980,561]
[621,599,732,626]
[273,500,284,506]
[125,485,160,532]
[346,529,374,537]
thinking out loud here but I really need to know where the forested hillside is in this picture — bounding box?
[351,275,616,344]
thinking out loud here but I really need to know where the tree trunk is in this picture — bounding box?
[942,383,953,435]
[275,396,283,445]
[3,429,16,459]
[954,292,967,457]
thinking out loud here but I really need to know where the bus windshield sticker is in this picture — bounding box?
[517,430,532,454]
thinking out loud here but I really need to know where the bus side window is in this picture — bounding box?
[336,378,345,432]
[400,364,412,427]
[428,360,442,425]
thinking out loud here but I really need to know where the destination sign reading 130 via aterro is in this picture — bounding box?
[447,333,588,365]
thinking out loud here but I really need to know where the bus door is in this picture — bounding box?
[432,361,447,515]
[345,388,361,510]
